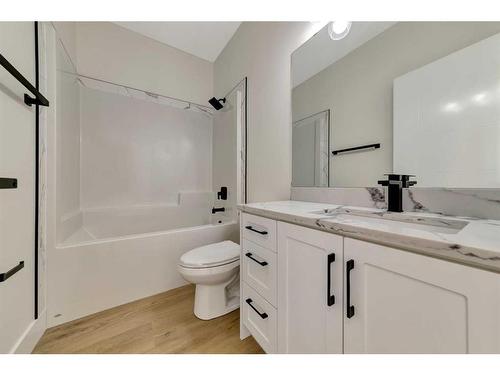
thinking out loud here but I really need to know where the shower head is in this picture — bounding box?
[208,97,226,110]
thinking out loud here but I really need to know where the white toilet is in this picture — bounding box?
[178,240,240,320]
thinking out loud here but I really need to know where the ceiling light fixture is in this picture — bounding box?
[328,21,352,40]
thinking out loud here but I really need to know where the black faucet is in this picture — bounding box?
[377,174,417,212]
[212,207,225,214]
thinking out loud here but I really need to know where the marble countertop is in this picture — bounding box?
[238,200,500,273]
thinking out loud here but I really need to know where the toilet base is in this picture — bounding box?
[193,273,240,320]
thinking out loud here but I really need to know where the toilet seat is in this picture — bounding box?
[179,240,240,269]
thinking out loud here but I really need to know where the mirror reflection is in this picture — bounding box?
[292,22,500,188]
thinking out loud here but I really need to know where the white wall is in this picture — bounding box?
[80,86,213,209]
[292,22,500,187]
[214,22,315,202]
[76,22,213,106]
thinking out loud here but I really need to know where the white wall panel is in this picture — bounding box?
[80,86,213,209]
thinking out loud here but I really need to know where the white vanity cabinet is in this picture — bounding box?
[277,222,343,354]
[240,213,278,353]
[343,238,500,354]
[240,211,500,354]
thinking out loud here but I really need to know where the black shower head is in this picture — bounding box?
[208,97,226,110]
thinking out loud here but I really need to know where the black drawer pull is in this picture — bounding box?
[327,253,335,306]
[245,252,268,266]
[245,225,268,235]
[245,298,268,319]
[0,261,24,282]
[346,259,355,319]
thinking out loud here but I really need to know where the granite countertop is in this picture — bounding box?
[238,200,500,273]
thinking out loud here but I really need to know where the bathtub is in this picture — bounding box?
[47,202,239,327]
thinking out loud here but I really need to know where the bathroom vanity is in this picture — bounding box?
[238,201,500,354]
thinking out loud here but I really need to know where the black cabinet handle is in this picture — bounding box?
[327,253,335,306]
[245,252,268,266]
[245,225,268,235]
[0,261,24,283]
[346,259,355,318]
[0,177,18,189]
[245,298,268,319]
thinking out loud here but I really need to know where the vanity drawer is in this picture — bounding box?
[241,213,277,252]
[242,239,277,306]
[242,282,277,353]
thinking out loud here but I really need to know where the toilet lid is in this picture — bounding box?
[179,240,240,268]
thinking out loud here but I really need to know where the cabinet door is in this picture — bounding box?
[344,238,500,354]
[0,22,36,353]
[277,222,343,353]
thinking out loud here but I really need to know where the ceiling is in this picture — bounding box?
[292,22,396,87]
[115,22,241,62]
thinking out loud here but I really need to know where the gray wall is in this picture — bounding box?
[292,22,500,187]
[76,22,213,106]
[214,22,314,202]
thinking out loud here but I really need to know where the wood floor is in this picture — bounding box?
[33,284,263,354]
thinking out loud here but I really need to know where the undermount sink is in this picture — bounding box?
[310,209,468,235]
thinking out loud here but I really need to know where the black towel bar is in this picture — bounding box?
[0,53,49,107]
[332,143,380,155]
[0,261,24,283]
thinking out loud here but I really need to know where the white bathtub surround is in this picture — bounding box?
[238,201,500,273]
[80,86,213,210]
[59,209,83,243]
[291,187,386,209]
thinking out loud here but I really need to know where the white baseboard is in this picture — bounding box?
[12,310,47,354]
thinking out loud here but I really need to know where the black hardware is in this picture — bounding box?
[346,259,355,319]
[217,186,228,200]
[332,143,380,156]
[0,261,24,283]
[0,178,18,189]
[212,207,225,214]
[245,225,268,235]
[327,253,335,306]
[34,21,40,320]
[377,174,417,213]
[208,97,226,110]
[245,298,268,319]
[245,252,268,266]
[0,52,49,107]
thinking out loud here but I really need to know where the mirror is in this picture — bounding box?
[292,22,500,187]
